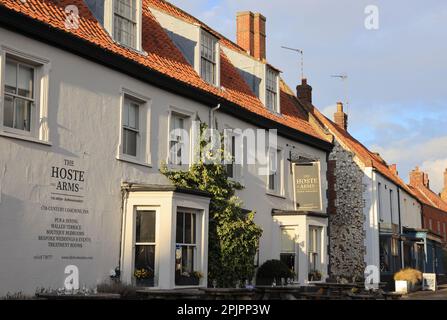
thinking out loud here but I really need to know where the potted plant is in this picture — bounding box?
[308,270,322,282]
[394,268,422,294]
[255,260,295,286]
[134,268,154,287]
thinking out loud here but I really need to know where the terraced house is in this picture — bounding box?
[0,0,336,295]
[303,98,445,282]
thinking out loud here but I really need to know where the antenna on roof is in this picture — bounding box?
[281,46,304,80]
[331,73,349,113]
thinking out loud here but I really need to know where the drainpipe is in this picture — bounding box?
[397,188,403,269]
[209,104,221,129]
[118,183,131,280]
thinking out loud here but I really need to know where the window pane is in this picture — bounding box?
[281,229,295,253]
[123,128,137,156]
[127,101,138,129]
[3,95,14,128]
[184,212,192,244]
[114,15,136,47]
[280,254,295,273]
[136,210,155,243]
[176,212,184,243]
[18,64,34,98]
[182,246,194,273]
[114,0,136,21]
[134,245,155,273]
[123,100,129,127]
[5,60,17,94]
[14,98,31,131]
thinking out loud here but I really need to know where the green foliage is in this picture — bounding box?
[161,123,262,287]
[256,260,294,285]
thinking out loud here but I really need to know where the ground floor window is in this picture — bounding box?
[175,208,199,286]
[134,210,156,287]
[308,226,322,281]
[280,227,297,279]
[380,235,400,274]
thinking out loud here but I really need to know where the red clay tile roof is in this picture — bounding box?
[310,106,417,196]
[147,0,254,57]
[0,0,327,142]
[408,184,447,212]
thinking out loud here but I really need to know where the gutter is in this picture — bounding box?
[0,5,333,152]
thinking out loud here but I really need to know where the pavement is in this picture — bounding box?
[402,284,447,300]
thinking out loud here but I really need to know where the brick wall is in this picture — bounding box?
[422,204,447,243]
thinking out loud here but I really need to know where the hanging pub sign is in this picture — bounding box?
[294,162,322,211]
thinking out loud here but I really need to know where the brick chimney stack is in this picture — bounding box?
[334,102,348,131]
[390,164,398,176]
[409,166,430,189]
[441,168,447,202]
[296,78,312,104]
[237,12,266,61]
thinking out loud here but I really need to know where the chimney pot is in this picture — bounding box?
[296,78,312,104]
[334,102,348,131]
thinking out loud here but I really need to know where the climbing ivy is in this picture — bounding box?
[161,123,262,287]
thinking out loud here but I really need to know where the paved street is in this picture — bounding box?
[402,285,447,300]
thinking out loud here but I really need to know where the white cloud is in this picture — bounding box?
[371,135,447,193]
[421,159,447,194]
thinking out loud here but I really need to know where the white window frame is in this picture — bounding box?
[224,127,244,183]
[167,107,193,168]
[267,148,284,196]
[175,208,199,279]
[133,208,158,287]
[103,0,143,51]
[280,226,298,279]
[197,29,220,87]
[117,88,151,167]
[132,206,160,287]
[265,66,280,113]
[308,225,322,274]
[0,46,51,145]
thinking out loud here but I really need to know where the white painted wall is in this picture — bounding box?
[400,189,422,230]
[0,27,329,295]
[363,167,423,280]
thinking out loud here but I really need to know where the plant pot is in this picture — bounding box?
[395,280,408,294]
[176,275,200,286]
[136,278,154,287]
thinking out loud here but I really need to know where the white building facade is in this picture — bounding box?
[0,0,332,295]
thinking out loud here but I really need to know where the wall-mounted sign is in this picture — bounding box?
[294,163,321,211]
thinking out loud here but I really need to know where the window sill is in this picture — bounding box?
[116,155,152,168]
[266,191,286,200]
[0,130,51,146]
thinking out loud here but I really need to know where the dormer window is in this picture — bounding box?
[200,30,219,86]
[113,0,138,48]
[85,0,142,51]
[266,67,279,112]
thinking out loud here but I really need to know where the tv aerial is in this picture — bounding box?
[282,46,304,80]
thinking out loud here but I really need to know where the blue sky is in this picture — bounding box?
[169,0,447,193]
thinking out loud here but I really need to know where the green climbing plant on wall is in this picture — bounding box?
[161,122,262,287]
